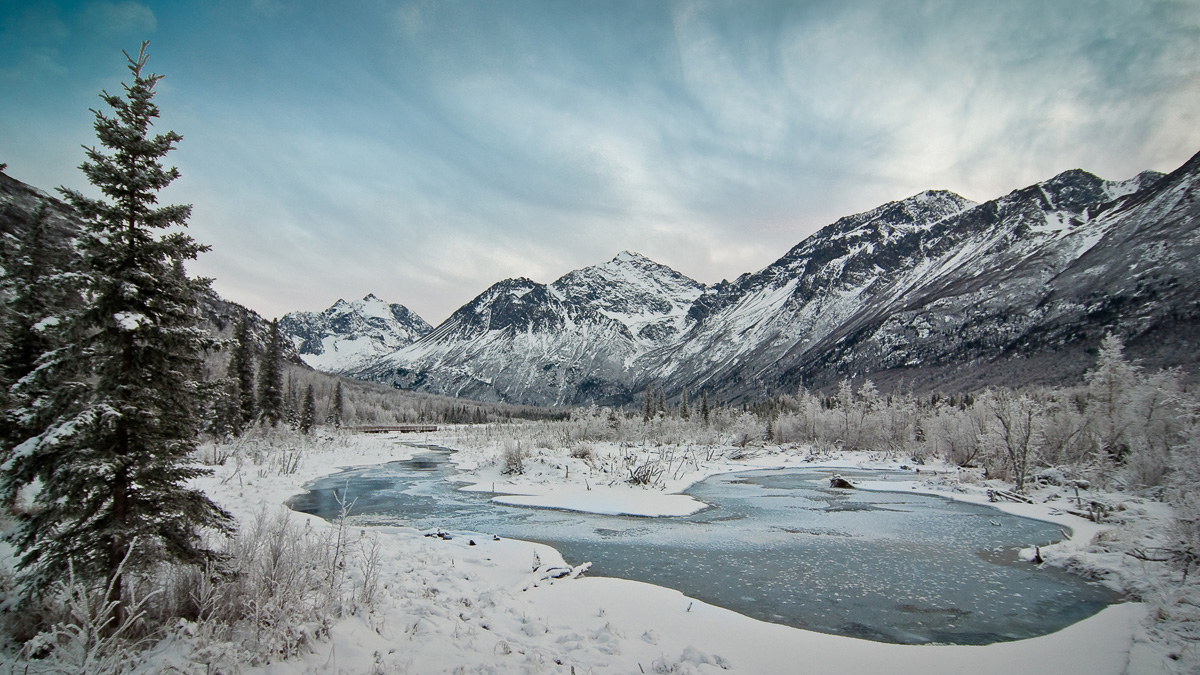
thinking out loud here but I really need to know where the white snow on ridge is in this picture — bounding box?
[282,294,432,374]
[355,293,395,321]
[298,335,382,372]
[376,251,705,403]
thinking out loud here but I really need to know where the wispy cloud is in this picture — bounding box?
[3,0,1198,323]
[81,1,157,36]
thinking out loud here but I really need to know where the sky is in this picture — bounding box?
[2,0,1199,324]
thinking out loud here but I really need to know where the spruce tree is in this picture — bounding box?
[329,381,345,428]
[299,384,317,434]
[283,374,300,428]
[228,316,257,432]
[206,378,241,440]
[257,319,284,426]
[0,205,76,386]
[4,43,234,602]
[0,204,82,506]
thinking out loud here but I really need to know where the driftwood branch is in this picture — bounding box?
[986,488,1033,504]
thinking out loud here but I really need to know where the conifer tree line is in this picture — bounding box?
[201,351,564,437]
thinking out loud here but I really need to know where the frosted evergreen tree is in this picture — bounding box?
[228,316,257,432]
[283,373,300,428]
[206,378,241,440]
[701,390,710,425]
[0,205,75,386]
[680,387,690,419]
[299,384,317,434]
[3,43,234,604]
[257,319,284,426]
[329,381,345,428]
[0,204,82,507]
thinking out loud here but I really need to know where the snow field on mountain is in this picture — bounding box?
[283,295,432,373]
[333,158,1199,406]
[104,426,1187,673]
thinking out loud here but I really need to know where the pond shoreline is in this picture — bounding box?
[286,441,1123,646]
[191,431,1154,673]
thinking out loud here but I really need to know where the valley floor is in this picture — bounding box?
[4,428,1188,673]
[177,429,1187,674]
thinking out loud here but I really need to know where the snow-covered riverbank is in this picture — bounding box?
[165,428,1179,674]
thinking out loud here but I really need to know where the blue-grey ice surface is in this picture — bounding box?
[286,449,1118,645]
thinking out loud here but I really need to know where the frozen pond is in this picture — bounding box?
[286,447,1119,645]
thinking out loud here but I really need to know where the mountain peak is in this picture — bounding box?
[279,295,432,373]
[1030,169,1112,214]
[1103,170,1166,201]
[613,250,650,264]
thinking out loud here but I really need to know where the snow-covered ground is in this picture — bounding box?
[141,428,1188,674]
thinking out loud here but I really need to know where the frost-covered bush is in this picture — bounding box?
[922,404,984,468]
[570,443,597,460]
[13,555,155,675]
[723,412,767,447]
[771,412,807,444]
[1168,437,1200,578]
[150,509,356,668]
[1036,391,1089,467]
[501,440,527,475]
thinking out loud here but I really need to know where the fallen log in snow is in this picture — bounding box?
[987,488,1033,504]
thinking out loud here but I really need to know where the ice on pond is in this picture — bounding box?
[286,449,1119,645]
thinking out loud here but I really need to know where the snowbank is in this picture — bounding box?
[171,430,1166,673]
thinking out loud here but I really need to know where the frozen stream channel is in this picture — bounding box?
[286,447,1119,645]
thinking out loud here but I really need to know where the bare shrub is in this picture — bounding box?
[357,534,384,610]
[18,550,157,674]
[502,440,527,475]
[627,461,665,487]
[148,510,348,667]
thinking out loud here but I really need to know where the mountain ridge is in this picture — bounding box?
[337,154,1193,405]
[279,294,432,373]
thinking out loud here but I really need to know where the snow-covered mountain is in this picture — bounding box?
[350,252,702,405]
[280,294,432,373]
[636,189,978,397]
[636,167,1180,401]
[339,150,1199,406]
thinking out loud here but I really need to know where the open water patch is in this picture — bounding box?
[286,446,1119,645]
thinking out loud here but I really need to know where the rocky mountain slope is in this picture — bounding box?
[638,167,1178,401]
[344,151,1196,406]
[14,146,1192,409]
[280,294,432,372]
[352,252,702,404]
[0,168,301,364]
